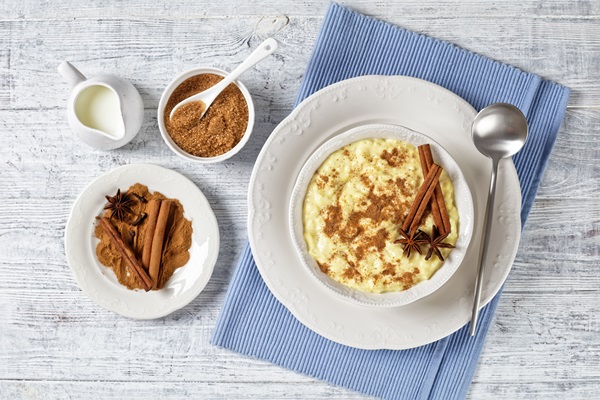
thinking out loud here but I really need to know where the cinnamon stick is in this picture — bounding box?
[142,199,161,271]
[418,144,451,235]
[148,201,172,289]
[418,146,443,231]
[402,164,443,233]
[98,217,152,291]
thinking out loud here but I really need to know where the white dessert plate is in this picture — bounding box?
[248,75,521,350]
[289,124,474,307]
[65,164,219,319]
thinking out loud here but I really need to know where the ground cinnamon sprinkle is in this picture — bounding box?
[381,147,407,167]
[94,183,193,290]
[317,146,419,288]
[164,74,249,157]
[316,174,329,189]
[320,173,412,285]
[317,261,330,274]
[322,180,410,260]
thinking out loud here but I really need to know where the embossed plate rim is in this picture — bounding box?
[248,75,521,349]
[65,163,220,319]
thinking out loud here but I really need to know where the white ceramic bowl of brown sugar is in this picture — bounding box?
[158,67,255,163]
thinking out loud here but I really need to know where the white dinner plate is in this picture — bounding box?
[248,75,521,350]
[65,164,219,319]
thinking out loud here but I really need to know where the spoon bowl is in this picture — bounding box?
[469,102,528,336]
[472,103,529,160]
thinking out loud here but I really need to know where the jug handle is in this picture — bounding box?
[58,61,87,88]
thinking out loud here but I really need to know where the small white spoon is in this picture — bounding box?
[169,38,278,121]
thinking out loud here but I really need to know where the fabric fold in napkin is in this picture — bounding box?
[212,3,570,399]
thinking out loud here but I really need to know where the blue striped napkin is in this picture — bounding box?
[212,3,570,399]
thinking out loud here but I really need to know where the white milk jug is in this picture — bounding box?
[58,61,144,150]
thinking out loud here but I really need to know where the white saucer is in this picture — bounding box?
[248,75,521,350]
[65,164,219,319]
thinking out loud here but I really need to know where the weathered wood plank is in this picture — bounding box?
[0,380,372,400]
[0,290,597,383]
[2,379,599,400]
[1,15,599,110]
[468,381,600,400]
[537,108,600,199]
[0,18,304,110]
[2,0,600,19]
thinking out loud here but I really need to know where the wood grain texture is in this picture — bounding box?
[0,380,370,399]
[0,0,598,399]
[2,3,600,107]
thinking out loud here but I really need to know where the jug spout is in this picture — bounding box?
[58,61,87,88]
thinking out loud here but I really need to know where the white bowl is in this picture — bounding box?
[158,67,255,163]
[289,124,474,308]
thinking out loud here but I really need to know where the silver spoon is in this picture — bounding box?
[169,38,278,121]
[470,103,528,336]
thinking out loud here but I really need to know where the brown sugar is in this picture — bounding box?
[94,183,193,290]
[164,74,249,157]
[171,100,207,131]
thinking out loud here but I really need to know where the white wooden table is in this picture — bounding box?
[1,1,598,398]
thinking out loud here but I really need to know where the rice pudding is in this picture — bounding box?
[302,138,459,293]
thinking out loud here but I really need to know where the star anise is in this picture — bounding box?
[394,228,428,258]
[421,225,455,261]
[104,189,135,221]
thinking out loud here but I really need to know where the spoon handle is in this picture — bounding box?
[209,38,278,97]
[470,158,499,336]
